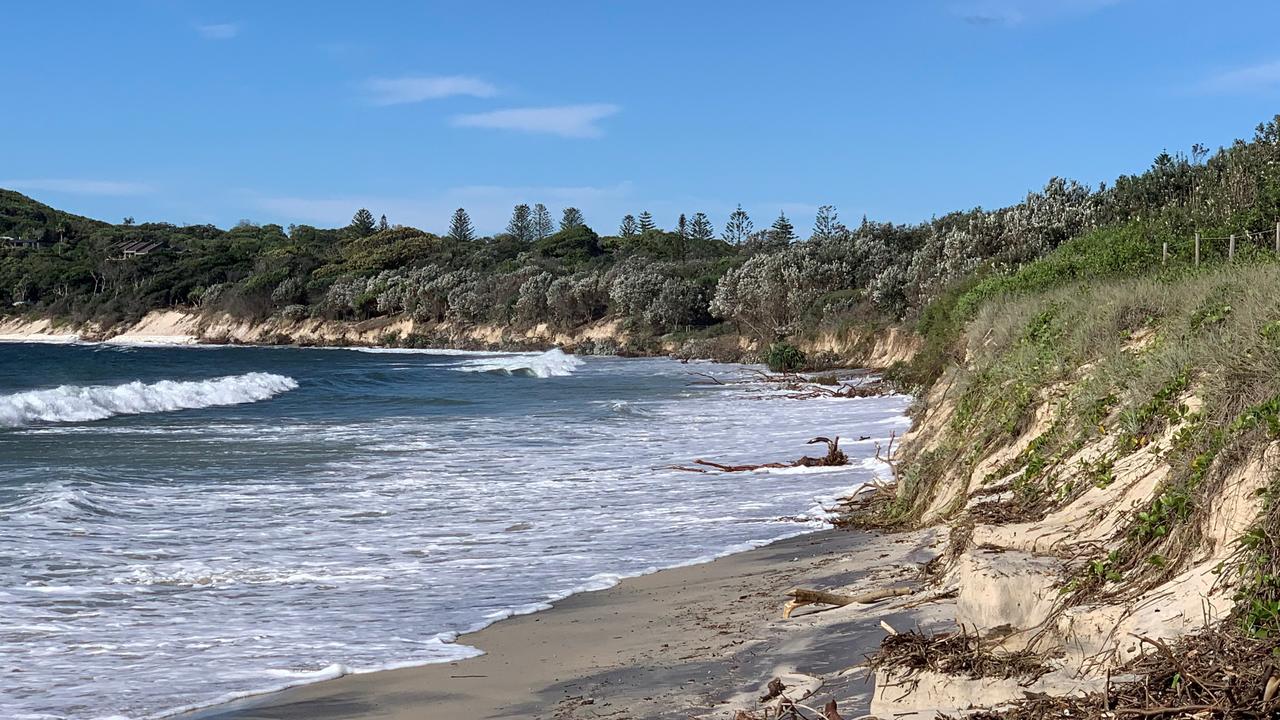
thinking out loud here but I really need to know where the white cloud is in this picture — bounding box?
[452,104,620,138]
[365,76,497,105]
[1198,60,1280,94]
[196,23,239,40]
[954,0,1121,26]
[1,179,153,196]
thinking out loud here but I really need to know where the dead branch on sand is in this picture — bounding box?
[874,431,900,483]
[668,437,849,474]
[735,689,852,720]
[782,586,914,619]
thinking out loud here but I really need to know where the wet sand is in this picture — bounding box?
[188,527,945,720]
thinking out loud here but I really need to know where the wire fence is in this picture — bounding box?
[1162,223,1280,265]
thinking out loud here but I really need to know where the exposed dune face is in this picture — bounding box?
[0,309,917,369]
[870,371,1280,717]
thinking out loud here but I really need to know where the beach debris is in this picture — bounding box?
[781,586,914,619]
[735,693,853,720]
[760,677,787,702]
[684,368,891,400]
[670,437,849,474]
[828,432,903,529]
[943,626,1280,719]
[742,673,829,719]
[868,625,1051,685]
[687,371,727,385]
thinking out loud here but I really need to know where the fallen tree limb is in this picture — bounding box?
[782,586,913,618]
[677,436,851,475]
[686,371,726,385]
[695,459,792,472]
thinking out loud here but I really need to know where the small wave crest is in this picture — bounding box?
[2,484,118,522]
[605,400,651,416]
[453,348,583,378]
[0,372,298,427]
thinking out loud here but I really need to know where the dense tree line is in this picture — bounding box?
[6,116,1280,341]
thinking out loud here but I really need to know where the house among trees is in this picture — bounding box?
[117,239,164,258]
[3,235,51,250]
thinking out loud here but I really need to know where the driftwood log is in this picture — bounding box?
[782,586,913,619]
[671,436,849,474]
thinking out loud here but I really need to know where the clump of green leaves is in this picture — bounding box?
[1233,485,1280,639]
[1089,550,1125,583]
[1190,285,1236,330]
[1133,486,1193,542]
[1116,368,1192,450]
[1260,320,1280,346]
[763,341,806,373]
[1086,454,1117,488]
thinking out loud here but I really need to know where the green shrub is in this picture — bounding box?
[764,342,806,372]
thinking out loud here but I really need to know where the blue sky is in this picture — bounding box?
[4,0,1280,236]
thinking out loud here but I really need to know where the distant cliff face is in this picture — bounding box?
[0,309,919,370]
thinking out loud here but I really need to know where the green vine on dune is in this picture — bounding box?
[1069,393,1280,603]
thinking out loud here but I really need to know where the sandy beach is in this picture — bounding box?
[186,527,946,720]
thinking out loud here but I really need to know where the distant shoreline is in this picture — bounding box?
[0,308,920,369]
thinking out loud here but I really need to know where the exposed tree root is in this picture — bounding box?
[868,625,1052,685]
[948,626,1280,719]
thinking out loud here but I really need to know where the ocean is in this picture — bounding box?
[0,341,910,719]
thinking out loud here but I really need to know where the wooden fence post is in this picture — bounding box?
[1162,241,1168,264]
[1195,232,1200,266]
[1230,234,1236,261]
[1274,221,1278,255]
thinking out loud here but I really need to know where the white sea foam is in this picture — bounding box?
[1,350,913,720]
[0,333,83,344]
[348,347,514,356]
[605,400,651,416]
[453,348,583,378]
[102,335,199,347]
[0,373,298,427]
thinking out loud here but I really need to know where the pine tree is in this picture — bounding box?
[350,208,375,237]
[619,214,638,237]
[378,214,389,232]
[637,210,656,232]
[688,212,714,241]
[769,211,797,245]
[532,204,554,240]
[811,205,846,242]
[675,213,689,262]
[506,204,532,242]
[722,205,752,244]
[560,207,585,230]
[448,208,475,243]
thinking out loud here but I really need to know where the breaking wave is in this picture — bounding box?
[0,373,298,427]
[453,348,583,378]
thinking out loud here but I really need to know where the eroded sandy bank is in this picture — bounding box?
[0,309,921,368]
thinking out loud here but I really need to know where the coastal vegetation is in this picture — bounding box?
[836,118,1280,718]
[8,117,1280,366]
